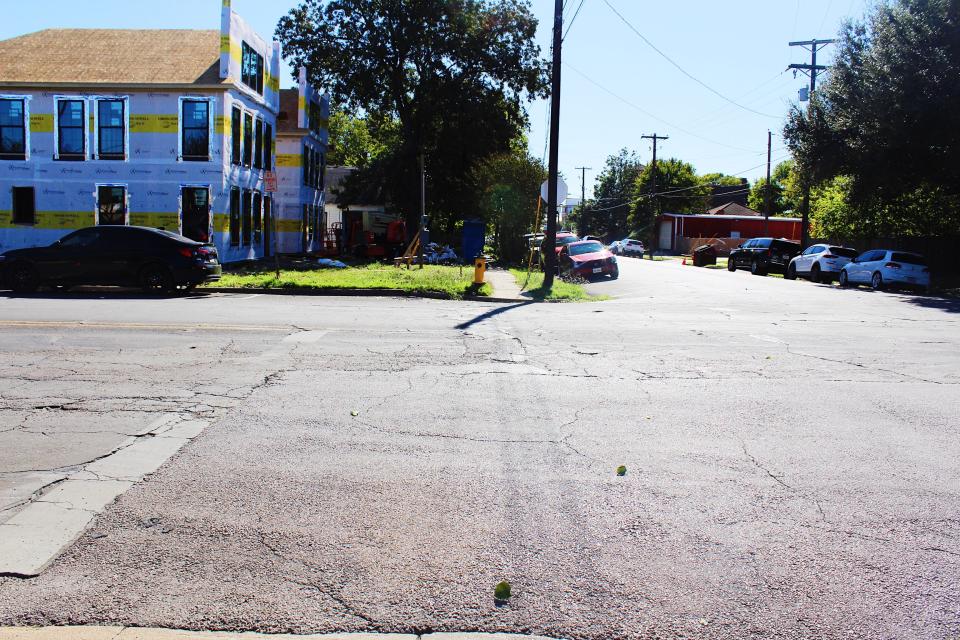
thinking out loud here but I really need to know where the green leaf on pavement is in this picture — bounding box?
[494,581,512,600]
[616,465,627,476]
[351,410,359,417]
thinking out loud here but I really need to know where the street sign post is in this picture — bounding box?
[540,178,568,211]
[265,171,278,193]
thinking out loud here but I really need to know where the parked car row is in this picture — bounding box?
[609,238,645,257]
[0,226,222,294]
[533,232,620,280]
[726,237,931,292]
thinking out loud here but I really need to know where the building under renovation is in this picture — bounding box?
[0,1,328,263]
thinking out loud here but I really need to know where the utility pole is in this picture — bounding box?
[418,154,426,270]
[542,0,563,289]
[789,38,835,247]
[764,130,772,236]
[575,166,591,232]
[641,134,668,258]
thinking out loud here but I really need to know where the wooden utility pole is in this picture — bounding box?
[764,130,772,236]
[641,133,668,258]
[575,166,591,231]
[789,38,835,247]
[542,0,563,289]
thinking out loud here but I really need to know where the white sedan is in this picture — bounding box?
[839,249,930,292]
[786,244,858,282]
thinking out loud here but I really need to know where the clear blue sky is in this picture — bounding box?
[2,0,869,198]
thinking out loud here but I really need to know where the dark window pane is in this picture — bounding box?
[98,186,126,225]
[229,188,240,246]
[1,127,25,154]
[99,101,123,126]
[243,114,253,166]
[59,128,85,155]
[264,123,272,169]
[231,106,242,165]
[183,129,208,157]
[0,99,24,126]
[58,100,84,126]
[99,127,124,156]
[183,101,207,126]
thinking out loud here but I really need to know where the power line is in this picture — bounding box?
[601,0,782,119]
[565,63,758,153]
[563,0,587,41]
[583,154,792,213]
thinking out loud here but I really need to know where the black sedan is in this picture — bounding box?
[1,226,221,293]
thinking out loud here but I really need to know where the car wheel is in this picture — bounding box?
[139,263,174,293]
[785,263,797,280]
[727,256,736,271]
[751,259,766,276]
[871,271,884,291]
[839,270,849,287]
[811,264,822,284]
[7,262,39,293]
[610,269,619,280]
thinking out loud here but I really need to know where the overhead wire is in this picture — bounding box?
[582,154,792,213]
[565,63,758,153]
[562,0,588,41]
[601,0,782,119]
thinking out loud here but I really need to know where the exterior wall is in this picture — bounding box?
[0,3,281,264]
[0,88,226,252]
[657,214,802,253]
[273,69,328,254]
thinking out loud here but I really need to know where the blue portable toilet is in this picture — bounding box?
[461,218,485,262]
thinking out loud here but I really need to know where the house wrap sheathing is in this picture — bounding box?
[0,1,327,263]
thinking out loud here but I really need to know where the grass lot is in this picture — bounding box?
[208,264,492,299]
[510,269,604,302]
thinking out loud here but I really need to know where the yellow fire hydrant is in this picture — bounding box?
[473,256,487,285]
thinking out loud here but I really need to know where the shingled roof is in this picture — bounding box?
[0,29,224,85]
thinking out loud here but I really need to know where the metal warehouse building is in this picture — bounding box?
[0,0,328,263]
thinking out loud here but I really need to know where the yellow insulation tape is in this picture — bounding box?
[130,115,179,134]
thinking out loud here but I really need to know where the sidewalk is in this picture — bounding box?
[484,269,526,302]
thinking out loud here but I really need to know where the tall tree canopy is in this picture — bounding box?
[472,151,545,264]
[747,160,801,216]
[277,0,550,234]
[628,158,703,234]
[784,0,960,236]
[575,149,644,240]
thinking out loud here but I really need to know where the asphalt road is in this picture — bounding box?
[0,263,958,639]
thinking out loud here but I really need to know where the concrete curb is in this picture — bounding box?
[202,287,527,304]
[0,628,561,640]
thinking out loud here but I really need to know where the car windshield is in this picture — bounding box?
[830,247,858,258]
[556,235,578,246]
[754,238,772,248]
[892,252,926,265]
[570,242,603,256]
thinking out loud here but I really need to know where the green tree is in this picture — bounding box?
[576,149,644,240]
[326,109,397,168]
[783,0,960,236]
[747,161,800,215]
[472,152,545,264]
[277,0,549,236]
[628,158,704,235]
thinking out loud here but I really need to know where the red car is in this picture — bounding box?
[538,232,580,271]
[559,240,619,280]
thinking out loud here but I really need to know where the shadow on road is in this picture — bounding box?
[456,301,535,330]
[901,294,960,313]
[0,286,215,301]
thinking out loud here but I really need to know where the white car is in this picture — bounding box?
[786,244,859,283]
[839,249,930,292]
[616,238,645,257]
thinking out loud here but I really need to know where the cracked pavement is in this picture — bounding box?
[0,259,958,639]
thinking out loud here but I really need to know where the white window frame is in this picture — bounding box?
[95,183,129,226]
[53,95,89,161]
[177,96,215,162]
[92,95,130,161]
[0,94,31,161]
